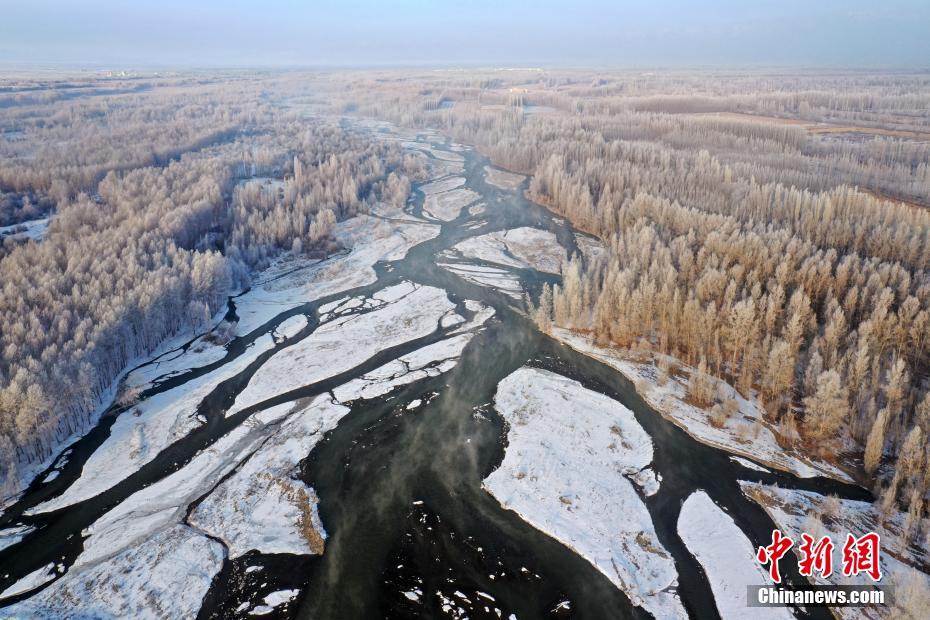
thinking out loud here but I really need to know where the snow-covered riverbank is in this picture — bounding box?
[9,391,348,616]
[27,329,289,515]
[741,481,930,619]
[550,328,853,482]
[8,283,493,616]
[21,209,443,515]
[234,213,439,336]
[6,524,224,617]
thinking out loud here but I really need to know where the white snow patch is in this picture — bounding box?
[441,311,466,329]
[420,176,466,194]
[318,296,362,315]
[483,367,684,619]
[249,588,299,615]
[438,263,522,299]
[0,563,56,600]
[332,301,499,404]
[373,280,418,303]
[423,188,480,222]
[332,334,473,403]
[484,166,525,190]
[236,176,285,193]
[189,395,349,558]
[125,327,234,391]
[428,150,464,163]
[6,525,223,619]
[731,456,771,473]
[273,315,309,340]
[232,255,321,336]
[368,199,430,224]
[251,402,297,425]
[452,227,565,275]
[404,144,465,164]
[678,491,793,620]
[452,301,497,337]
[0,217,49,242]
[0,524,33,553]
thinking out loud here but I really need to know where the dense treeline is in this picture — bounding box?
[227,125,421,267]
[331,68,930,531]
[539,192,930,533]
[0,75,415,498]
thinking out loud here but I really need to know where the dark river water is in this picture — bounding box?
[0,133,870,619]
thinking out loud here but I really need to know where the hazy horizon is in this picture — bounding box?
[3,0,929,69]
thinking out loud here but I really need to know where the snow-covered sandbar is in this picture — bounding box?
[483,367,685,619]
[678,491,793,620]
[451,227,565,275]
[5,524,224,619]
[190,395,349,558]
[438,262,523,299]
[483,166,525,190]
[228,282,455,415]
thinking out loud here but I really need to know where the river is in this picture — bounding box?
[0,129,869,619]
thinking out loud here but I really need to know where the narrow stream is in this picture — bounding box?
[0,133,870,619]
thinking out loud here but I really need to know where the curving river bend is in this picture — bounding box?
[0,129,869,619]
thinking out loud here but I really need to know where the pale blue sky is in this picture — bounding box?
[2,0,928,68]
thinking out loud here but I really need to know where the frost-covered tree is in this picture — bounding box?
[803,370,847,442]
